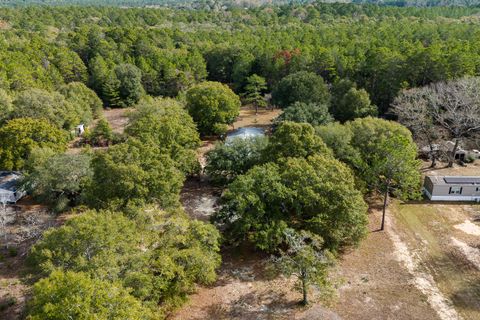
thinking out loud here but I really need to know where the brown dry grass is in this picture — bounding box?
[393,201,480,320]
[230,106,282,131]
[102,108,132,134]
[421,160,480,176]
[0,201,53,319]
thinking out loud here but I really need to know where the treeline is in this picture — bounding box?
[0,3,480,114]
[353,0,480,7]
[2,0,480,8]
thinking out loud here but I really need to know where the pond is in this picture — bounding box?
[225,127,265,143]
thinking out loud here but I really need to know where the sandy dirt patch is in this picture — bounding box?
[180,179,221,222]
[451,238,480,270]
[102,107,132,134]
[422,160,480,176]
[231,106,281,131]
[170,247,313,320]
[454,220,480,236]
[0,201,54,320]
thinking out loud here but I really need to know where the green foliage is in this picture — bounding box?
[126,97,201,175]
[0,89,13,124]
[275,102,333,126]
[205,136,268,185]
[315,122,361,168]
[59,82,103,119]
[145,208,221,305]
[216,155,368,252]
[113,63,145,108]
[186,81,241,136]
[51,48,88,84]
[331,79,377,122]
[84,118,114,147]
[28,207,221,313]
[27,271,152,320]
[243,74,267,113]
[265,121,332,162]
[272,229,333,306]
[12,89,86,130]
[28,210,142,280]
[0,118,67,170]
[85,138,184,210]
[22,149,93,212]
[347,117,421,198]
[271,71,330,109]
[204,45,254,89]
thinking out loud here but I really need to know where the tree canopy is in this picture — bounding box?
[12,89,83,130]
[27,271,152,320]
[205,136,268,185]
[28,207,221,314]
[346,117,421,229]
[186,81,241,135]
[216,155,368,252]
[85,138,184,210]
[330,79,377,122]
[59,82,103,119]
[264,121,332,161]
[275,102,333,126]
[0,118,67,170]
[22,148,93,212]
[126,98,201,175]
[272,71,330,109]
[0,89,13,124]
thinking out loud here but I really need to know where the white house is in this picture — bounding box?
[423,176,480,201]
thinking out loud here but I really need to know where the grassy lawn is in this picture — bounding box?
[392,201,480,319]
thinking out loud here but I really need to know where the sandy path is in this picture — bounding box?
[386,214,462,320]
[454,220,480,236]
[451,238,480,270]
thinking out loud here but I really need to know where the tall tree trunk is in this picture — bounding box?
[428,141,436,168]
[301,272,308,306]
[448,139,459,168]
[255,102,258,115]
[380,180,390,231]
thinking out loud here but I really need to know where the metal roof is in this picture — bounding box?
[443,177,480,184]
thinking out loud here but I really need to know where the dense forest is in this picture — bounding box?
[1,2,480,319]
[1,3,480,114]
[2,0,480,7]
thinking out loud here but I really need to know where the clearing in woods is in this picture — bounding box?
[174,162,480,319]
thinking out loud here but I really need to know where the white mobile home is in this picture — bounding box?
[423,176,480,201]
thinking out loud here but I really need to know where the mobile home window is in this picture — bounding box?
[449,186,462,194]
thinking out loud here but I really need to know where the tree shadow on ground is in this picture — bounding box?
[422,248,480,315]
[203,288,299,320]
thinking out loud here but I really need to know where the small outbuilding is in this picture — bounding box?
[0,172,25,205]
[75,124,85,136]
[423,176,480,201]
